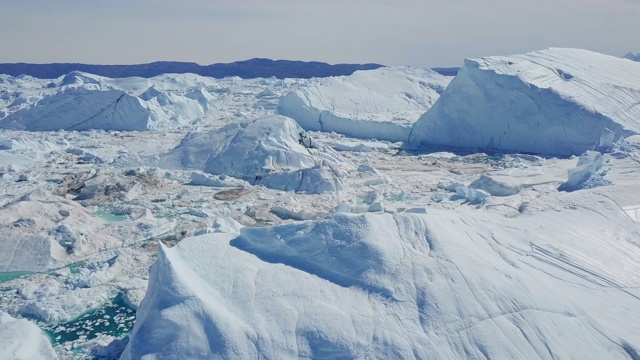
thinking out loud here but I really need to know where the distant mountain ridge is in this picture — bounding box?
[0,58,385,79]
[623,52,640,62]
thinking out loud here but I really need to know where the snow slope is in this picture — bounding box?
[0,311,58,359]
[277,67,451,142]
[409,48,640,156]
[124,195,640,359]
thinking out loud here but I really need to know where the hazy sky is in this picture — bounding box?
[1,0,638,67]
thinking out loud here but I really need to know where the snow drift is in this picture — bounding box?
[409,48,640,156]
[277,67,451,142]
[124,199,640,359]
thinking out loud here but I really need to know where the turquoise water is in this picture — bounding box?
[0,261,86,285]
[154,209,178,219]
[0,271,31,283]
[94,208,128,222]
[44,293,136,345]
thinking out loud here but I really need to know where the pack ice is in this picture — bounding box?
[123,200,640,359]
[409,48,640,155]
[277,67,451,142]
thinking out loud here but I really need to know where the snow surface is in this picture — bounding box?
[409,48,640,156]
[277,67,451,142]
[0,311,58,359]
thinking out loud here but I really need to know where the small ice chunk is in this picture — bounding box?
[454,187,491,204]
[404,207,428,214]
[559,151,607,192]
[598,127,615,150]
[333,203,352,213]
[367,202,385,212]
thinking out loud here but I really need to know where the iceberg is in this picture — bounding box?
[0,311,58,360]
[164,115,346,194]
[277,67,451,142]
[124,205,640,359]
[0,87,150,131]
[409,48,640,156]
[0,71,221,132]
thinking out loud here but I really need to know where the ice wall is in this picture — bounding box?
[409,48,640,156]
[277,67,451,142]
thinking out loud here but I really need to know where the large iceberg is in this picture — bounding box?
[0,87,150,131]
[277,67,451,142]
[124,202,640,359]
[0,71,220,131]
[164,115,346,194]
[409,48,640,156]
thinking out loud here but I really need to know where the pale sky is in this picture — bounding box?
[1,0,638,67]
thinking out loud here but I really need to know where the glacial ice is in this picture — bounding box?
[277,67,452,142]
[558,150,609,191]
[0,71,223,132]
[124,206,640,359]
[0,311,58,359]
[165,115,346,194]
[409,48,640,156]
[0,88,150,131]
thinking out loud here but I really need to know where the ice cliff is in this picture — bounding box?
[277,67,451,142]
[124,204,640,359]
[409,48,640,156]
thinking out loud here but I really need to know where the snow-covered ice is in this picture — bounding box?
[0,311,58,359]
[163,115,347,194]
[409,48,640,156]
[124,202,640,359]
[278,67,452,142]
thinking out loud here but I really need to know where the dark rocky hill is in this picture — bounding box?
[0,58,384,79]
